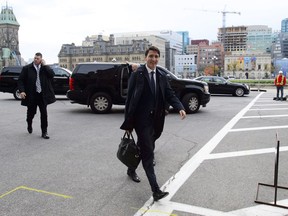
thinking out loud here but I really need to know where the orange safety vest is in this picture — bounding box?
[275,75,286,86]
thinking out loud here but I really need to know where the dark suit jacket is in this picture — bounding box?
[120,65,184,138]
[18,63,56,106]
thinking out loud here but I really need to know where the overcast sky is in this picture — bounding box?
[5,0,288,64]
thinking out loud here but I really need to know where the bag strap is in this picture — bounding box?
[124,131,134,141]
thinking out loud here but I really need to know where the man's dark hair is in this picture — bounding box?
[145,46,160,57]
[35,52,42,58]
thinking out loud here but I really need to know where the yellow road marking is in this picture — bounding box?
[0,186,72,199]
[0,186,22,199]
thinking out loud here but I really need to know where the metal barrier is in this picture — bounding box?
[255,133,288,209]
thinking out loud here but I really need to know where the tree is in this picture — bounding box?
[204,65,219,76]
[231,61,237,76]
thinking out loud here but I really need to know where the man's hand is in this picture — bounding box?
[131,64,139,72]
[179,110,186,120]
[20,92,26,99]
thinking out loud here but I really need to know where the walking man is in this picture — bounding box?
[120,46,186,201]
[18,52,56,139]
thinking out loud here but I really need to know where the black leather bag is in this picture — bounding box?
[117,132,140,169]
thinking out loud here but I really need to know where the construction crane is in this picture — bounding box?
[185,7,241,45]
[218,9,241,49]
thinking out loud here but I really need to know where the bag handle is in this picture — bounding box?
[124,131,134,140]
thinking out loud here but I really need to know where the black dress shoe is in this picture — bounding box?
[127,170,141,183]
[153,190,169,201]
[27,125,33,134]
[41,132,50,139]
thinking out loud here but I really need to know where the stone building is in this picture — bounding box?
[0,5,21,67]
[114,34,166,68]
[224,52,272,79]
[58,34,151,71]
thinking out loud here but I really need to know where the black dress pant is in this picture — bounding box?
[26,92,48,133]
[133,116,159,193]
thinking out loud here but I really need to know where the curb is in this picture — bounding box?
[250,88,267,92]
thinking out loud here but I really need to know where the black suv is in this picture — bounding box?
[67,62,210,114]
[0,65,72,100]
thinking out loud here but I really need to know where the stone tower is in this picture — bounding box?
[0,4,20,66]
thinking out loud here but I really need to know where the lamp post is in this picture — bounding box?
[212,56,218,76]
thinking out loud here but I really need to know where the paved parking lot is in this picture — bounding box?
[136,89,288,216]
[1,90,288,216]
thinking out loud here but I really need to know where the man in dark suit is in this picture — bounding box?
[120,46,186,201]
[18,52,56,139]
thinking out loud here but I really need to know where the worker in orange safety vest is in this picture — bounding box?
[274,70,286,101]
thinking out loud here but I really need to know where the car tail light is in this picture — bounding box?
[69,77,74,90]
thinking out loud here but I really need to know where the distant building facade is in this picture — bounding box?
[114,34,166,67]
[274,58,288,76]
[186,39,209,55]
[176,31,189,54]
[0,5,21,67]
[114,30,184,70]
[246,25,273,53]
[174,54,197,78]
[224,52,272,79]
[271,32,288,62]
[218,26,247,53]
[197,42,224,74]
[58,34,151,70]
[281,18,288,33]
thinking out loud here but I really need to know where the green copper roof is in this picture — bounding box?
[0,6,19,26]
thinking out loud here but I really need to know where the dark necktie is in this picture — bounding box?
[150,71,155,97]
[36,65,42,93]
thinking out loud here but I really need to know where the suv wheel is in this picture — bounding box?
[181,93,200,114]
[90,92,112,114]
[234,88,244,97]
[13,88,21,100]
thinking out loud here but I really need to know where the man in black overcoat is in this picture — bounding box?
[18,52,56,139]
[120,46,186,201]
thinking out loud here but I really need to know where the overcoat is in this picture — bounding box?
[18,63,56,106]
[120,65,184,139]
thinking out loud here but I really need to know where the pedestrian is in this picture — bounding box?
[245,71,248,79]
[120,46,186,201]
[18,52,56,139]
[274,70,286,101]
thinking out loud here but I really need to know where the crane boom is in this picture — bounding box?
[221,11,241,30]
[185,7,241,50]
[184,8,241,32]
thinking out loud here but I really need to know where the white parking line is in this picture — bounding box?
[253,104,288,106]
[206,146,288,160]
[242,114,288,119]
[249,108,288,111]
[230,200,288,216]
[134,94,264,215]
[230,125,288,132]
[149,201,236,216]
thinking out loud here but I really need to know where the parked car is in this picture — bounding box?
[0,65,72,100]
[67,62,211,114]
[194,76,250,97]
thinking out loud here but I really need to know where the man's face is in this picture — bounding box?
[145,50,159,70]
[33,55,42,65]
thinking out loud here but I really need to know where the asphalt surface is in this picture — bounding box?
[1,89,288,216]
